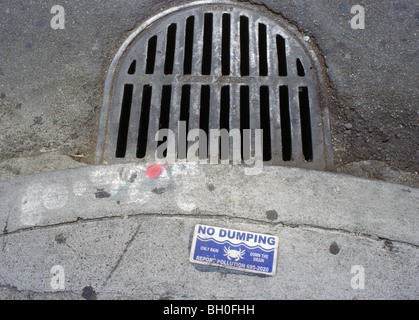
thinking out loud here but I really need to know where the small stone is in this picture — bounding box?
[343,123,353,130]
[152,187,166,195]
[55,234,66,244]
[33,116,43,125]
[329,242,340,255]
[81,286,97,300]
[266,210,279,221]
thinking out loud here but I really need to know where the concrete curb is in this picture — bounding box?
[0,163,418,299]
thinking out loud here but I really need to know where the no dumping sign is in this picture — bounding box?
[190,224,279,276]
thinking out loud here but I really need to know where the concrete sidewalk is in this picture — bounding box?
[0,163,417,299]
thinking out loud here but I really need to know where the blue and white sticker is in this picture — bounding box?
[189,224,279,276]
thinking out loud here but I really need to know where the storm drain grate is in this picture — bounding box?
[96,1,332,169]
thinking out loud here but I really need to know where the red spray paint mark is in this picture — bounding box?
[146,165,164,179]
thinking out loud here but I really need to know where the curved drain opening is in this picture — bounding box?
[240,16,250,77]
[146,36,157,75]
[115,84,133,158]
[96,1,333,170]
[279,85,291,161]
[276,35,287,77]
[137,85,152,159]
[296,58,305,77]
[299,86,313,161]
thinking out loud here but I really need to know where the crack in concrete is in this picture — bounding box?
[1,239,7,253]
[0,214,9,253]
[0,283,80,299]
[3,217,9,234]
[0,212,417,249]
[0,283,146,300]
[101,221,144,288]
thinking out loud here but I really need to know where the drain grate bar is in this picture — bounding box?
[168,83,182,158]
[188,84,201,154]
[154,32,166,75]
[229,84,240,162]
[99,2,332,169]
[125,83,143,159]
[267,25,277,78]
[260,85,272,161]
[191,13,204,76]
[125,75,310,87]
[173,20,186,76]
[289,86,304,162]
[199,85,211,159]
[249,84,261,159]
[146,36,158,75]
[269,85,282,163]
[145,85,161,159]
[157,85,172,158]
[240,85,250,161]
[136,84,152,159]
[178,84,191,159]
[211,12,222,76]
[248,15,259,78]
[208,83,221,159]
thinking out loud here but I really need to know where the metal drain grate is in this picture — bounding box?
[96,1,333,169]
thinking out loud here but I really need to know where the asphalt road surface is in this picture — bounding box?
[0,0,418,187]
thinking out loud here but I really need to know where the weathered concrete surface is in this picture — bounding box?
[0,163,417,299]
[0,152,86,181]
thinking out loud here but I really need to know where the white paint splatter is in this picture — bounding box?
[73,180,88,196]
[126,183,150,205]
[176,196,196,212]
[21,183,68,226]
[89,169,121,194]
[43,184,68,210]
[21,183,45,226]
